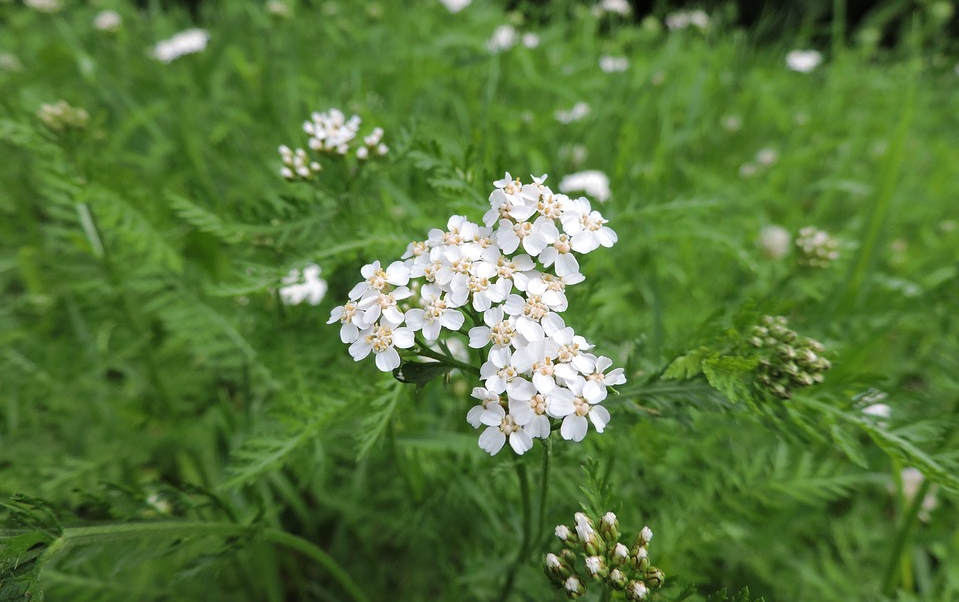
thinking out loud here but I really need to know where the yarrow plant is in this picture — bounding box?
[329,173,627,455]
[749,315,831,399]
[545,512,664,600]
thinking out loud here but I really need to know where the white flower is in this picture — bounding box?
[279,264,328,306]
[478,404,534,455]
[560,197,618,253]
[630,580,648,599]
[265,0,291,17]
[25,0,61,13]
[466,387,502,429]
[555,377,610,442]
[480,347,536,400]
[759,225,792,259]
[786,49,823,73]
[348,260,411,300]
[582,356,626,403]
[0,52,22,73]
[593,0,631,16]
[496,216,554,257]
[666,9,709,30]
[487,24,518,53]
[721,114,743,132]
[94,10,123,32]
[574,513,595,541]
[602,511,617,526]
[555,101,590,124]
[545,552,562,568]
[564,576,584,595]
[279,145,321,179]
[559,170,611,204]
[641,525,653,542]
[304,108,362,153]
[356,286,412,326]
[599,55,629,73]
[522,33,540,48]
[328,301,367,344]
[555,524,571,541]
[439,0,471,12]
[755,147,779,166]
[348,322,415,372]
[469,306,517,349]
[153,29,210,63]
[404,284,465,341]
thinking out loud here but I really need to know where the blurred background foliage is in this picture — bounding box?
[1,0,958,601]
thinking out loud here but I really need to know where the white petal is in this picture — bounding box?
[405,309,426,330]
[469,326,491,348]
[392,328,415,349]
[509,400,534,425]
[441,310,465,330]
[375,347,401,372]
[533,372,557,395]
[339,323,359,344]
[509,430,534,455]
[588,405,611,433]
[546,388,575,418]
[479,428,506,455]
[348,339,372,361]
[508,378,536,401]
[561,415,588,442]
[584,380,607,404]
[466,405,485,428]
[516,317,545,342]
[423,320,441,341]
[481,404,506,426]
[555,253,580,277]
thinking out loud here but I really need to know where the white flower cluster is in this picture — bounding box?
[591,0,632,17]
[786,49,823,73]
[25,0,62,13]
[94,10,123,32]
[153,29,210,63]
[279,109,387,179]
[38,100,89,131]
[559,170,611,204]
[795,226,839,267]
[665,9,710,31]
[329,173,626,455]
[280,264,328,306]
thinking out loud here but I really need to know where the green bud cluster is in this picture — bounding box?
[544,512,664,599]
[795,226,839,268]
[749,315,830,399]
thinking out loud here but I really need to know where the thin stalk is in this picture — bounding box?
[495,462,531,602]
[537,437,553,545]
[413,341,480,376]
[881,479,932,596]
[36,521,371,602]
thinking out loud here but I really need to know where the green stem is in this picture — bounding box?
[413,340,480,376]
[36,521,371,602]
[881,479,932,596]
[495,462,532,602]
[537,437,553,545]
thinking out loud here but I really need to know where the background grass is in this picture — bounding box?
[1,1,958,601]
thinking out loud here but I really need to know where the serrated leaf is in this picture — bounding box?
[701,354,757,404]
[662,348,709,380]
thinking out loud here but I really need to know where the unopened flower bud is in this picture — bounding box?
[612,542,630,566]
[639,526,653,545]
[544,552,570,582]
[644,566,665,588]
[631,545,650,571]
[626,580,648,600]
[564,575,586,598]
[609,568,628,589]
[555,524,576,546]
[584,555,608,579]
[600,511,620,541]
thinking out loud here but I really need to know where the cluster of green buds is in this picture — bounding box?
[749,315,831,399]
[37,100,89,132]
[545,512,664,600]
[794,226,839,268]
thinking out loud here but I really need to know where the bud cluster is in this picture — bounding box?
[545,512,664,599]
[278,108,387,180]
[749,315,831,399]
[37,100,89,132]
[794,226,839,268]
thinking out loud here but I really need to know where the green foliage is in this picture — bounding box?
[2,1,958,602]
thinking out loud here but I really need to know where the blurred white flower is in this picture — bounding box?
[786,49,822,73]
[487,24,518,53]
[758,225,791,259]
[25,0,61,13]
[599,55,629,73]
[862,403,891,419]
[559,170,611,203]
[721,114,742,132]
[896,468,939,522]
[439,0,471,12]
[666,9,710,30]
[153,29,210,63]
[738,162,758,178]
[559,144,588,166]
[592,0,631,16]
[555,101,590,124]
[0,52,22,73]
[755,148,778,166]
[280,264,328,306]
[265,0,291,17]
[94,10,123,32]
[38,100,89,131]
[522,32,540,49]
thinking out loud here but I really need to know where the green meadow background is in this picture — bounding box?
[1,1,957,601]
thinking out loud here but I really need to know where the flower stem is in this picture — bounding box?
[413,340,480,376]
[537,436,553,545]
[495,462,531,602]
[36,521,371,602]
